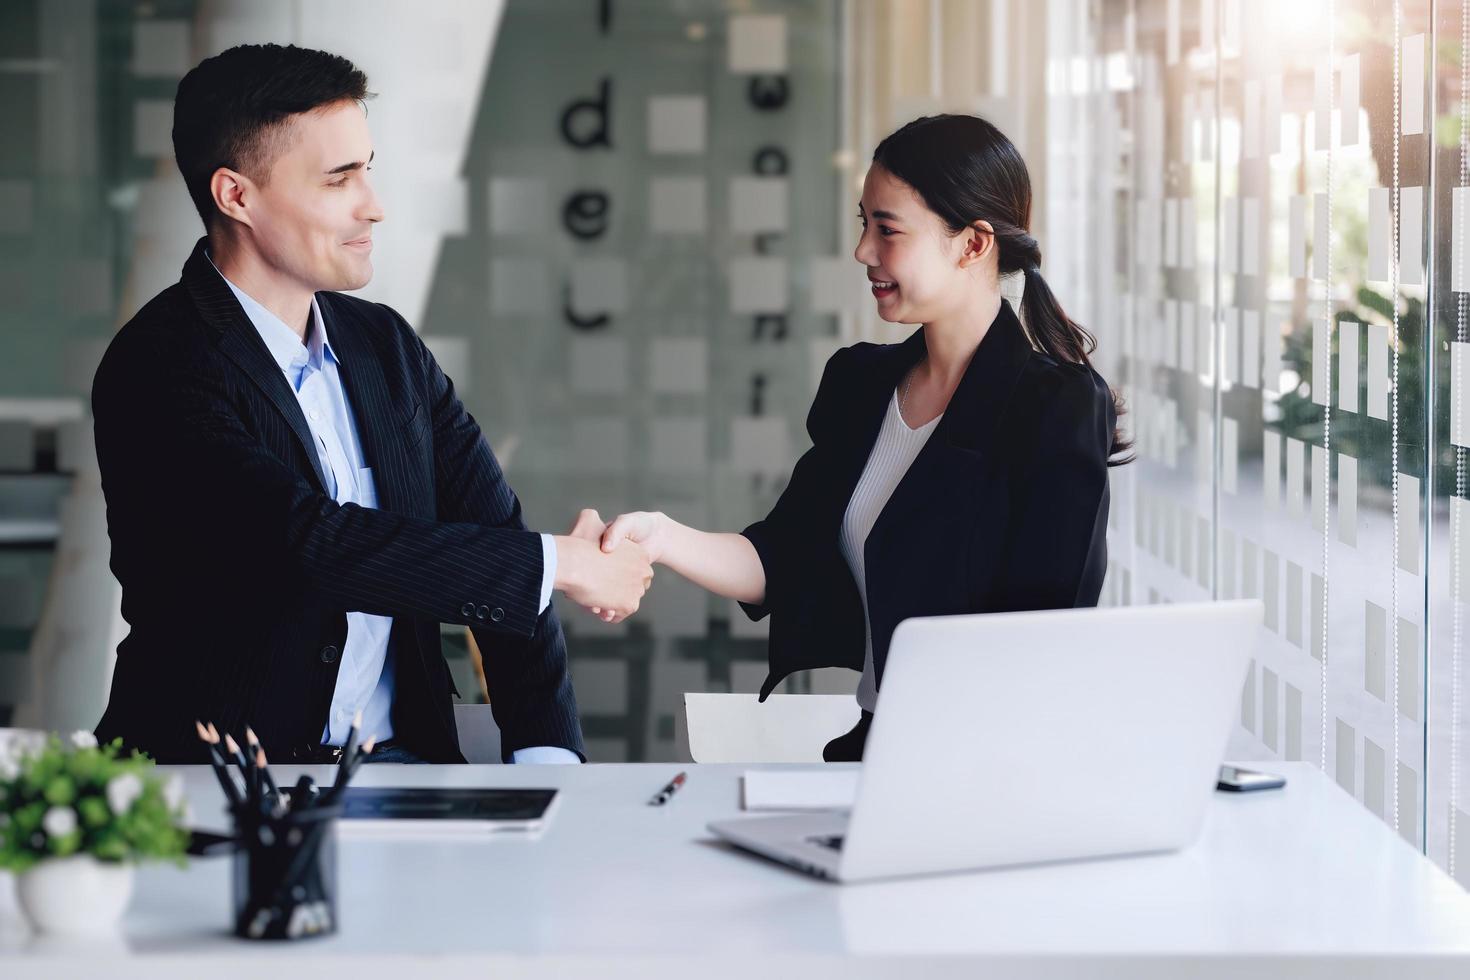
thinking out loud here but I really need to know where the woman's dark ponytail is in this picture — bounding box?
[873,114,1133,465]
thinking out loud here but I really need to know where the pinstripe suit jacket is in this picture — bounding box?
[92,237,584,764]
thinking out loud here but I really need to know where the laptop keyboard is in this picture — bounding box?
[809,834,845,851]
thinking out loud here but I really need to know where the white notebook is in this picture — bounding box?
[741,770,859,811]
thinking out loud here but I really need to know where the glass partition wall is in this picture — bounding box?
[8,0,1470,890]
[1048,0,1470,885]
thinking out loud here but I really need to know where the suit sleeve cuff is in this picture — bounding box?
[511,745,581,764]
[538,533,557,614]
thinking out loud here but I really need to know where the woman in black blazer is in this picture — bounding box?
[591,115,1131,760]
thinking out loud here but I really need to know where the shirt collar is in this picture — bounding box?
[205,250,339,378]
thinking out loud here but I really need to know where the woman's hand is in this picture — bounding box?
[600,511,670,565]
[589,512,765,608]
[560,509,667,623]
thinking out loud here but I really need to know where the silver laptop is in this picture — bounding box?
[708,600,1262,883]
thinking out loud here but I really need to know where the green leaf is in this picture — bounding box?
[78,796,110,829]
[67,750,102,785]
[92,832,127,861]
[1356,285,1393,320]
[14,802,44,835]
[42,777,76,806]
[47,830,81,857]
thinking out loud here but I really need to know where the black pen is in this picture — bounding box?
[648,771,686,806]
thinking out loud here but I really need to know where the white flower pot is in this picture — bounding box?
[15,855,134,937]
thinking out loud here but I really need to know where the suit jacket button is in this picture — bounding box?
[460,602,476,618]
[475,605,489,621]
[320,645,339,664]
[490,607,505,623]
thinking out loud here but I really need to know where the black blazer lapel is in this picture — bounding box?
[319,294,415,517]
[860,301,1038,686]
[180,238,331,494]
[836,327,925,456]
[824,327,925,532]
[930,299,1036,456]
[864,301,1035,554]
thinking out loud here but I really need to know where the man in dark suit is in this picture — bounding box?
[92,44,650,764]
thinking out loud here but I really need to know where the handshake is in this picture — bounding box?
[552,509,668,624]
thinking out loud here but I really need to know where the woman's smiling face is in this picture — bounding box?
[853,163,988,326]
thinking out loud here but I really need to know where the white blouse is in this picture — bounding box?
[839,389,943,713]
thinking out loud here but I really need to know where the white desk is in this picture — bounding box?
[2,761,1469,978]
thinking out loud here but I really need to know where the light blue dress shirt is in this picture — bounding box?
[209,256,577,764]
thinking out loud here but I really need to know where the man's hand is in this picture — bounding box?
[553,535,653,624]
[566,508,607,544]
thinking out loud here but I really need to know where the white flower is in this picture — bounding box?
[42,806,77,838]
[0,754,17,781]
[163,773,184,811]
[68,731,98,750]
[106,773,144,815]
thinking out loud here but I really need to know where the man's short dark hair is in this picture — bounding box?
[172,44,372,230]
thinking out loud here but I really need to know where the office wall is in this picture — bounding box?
[0,0,857,761]
[448,0,848,761]
[1043,0,1470,883]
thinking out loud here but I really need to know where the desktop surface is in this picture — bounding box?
[1,761,1468,978]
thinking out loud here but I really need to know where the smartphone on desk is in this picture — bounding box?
[1217,765,1286,792]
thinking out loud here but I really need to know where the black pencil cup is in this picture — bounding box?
[231,794,341,940]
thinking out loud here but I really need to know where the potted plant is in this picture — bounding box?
[0,731,189,936]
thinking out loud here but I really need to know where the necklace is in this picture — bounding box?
[899,359,924,421]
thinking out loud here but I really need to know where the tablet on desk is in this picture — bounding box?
[338,787,559,837]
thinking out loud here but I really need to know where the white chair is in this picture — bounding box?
[453,703,502,763]
[683,693,862,763]
[15,474,124,736]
